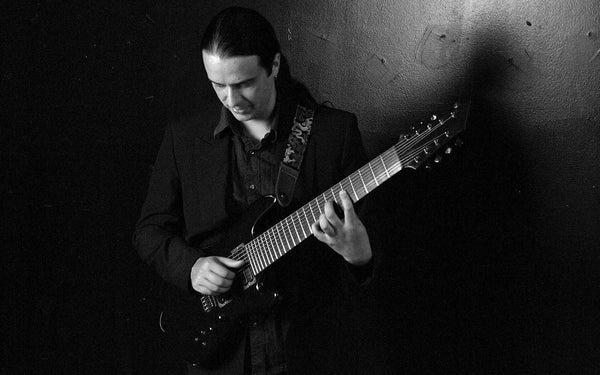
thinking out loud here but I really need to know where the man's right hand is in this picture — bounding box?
[190,256,245,295]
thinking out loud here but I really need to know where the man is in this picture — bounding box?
[133,7,376,374]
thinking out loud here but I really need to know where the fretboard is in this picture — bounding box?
[243,105,462,276]
[245,144,403,276]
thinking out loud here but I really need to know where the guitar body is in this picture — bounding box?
[160,195,283,368]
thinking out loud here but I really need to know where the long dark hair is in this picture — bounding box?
[201,7,312,104]
[201,7,281,75]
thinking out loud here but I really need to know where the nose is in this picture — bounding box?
[224,86,242,108]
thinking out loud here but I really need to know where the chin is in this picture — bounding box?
[231,111,253,121]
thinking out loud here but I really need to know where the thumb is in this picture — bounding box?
[218,256,245,268]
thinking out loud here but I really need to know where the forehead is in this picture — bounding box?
[202,51,263,84]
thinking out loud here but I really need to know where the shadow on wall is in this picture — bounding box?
[343,27,540,374]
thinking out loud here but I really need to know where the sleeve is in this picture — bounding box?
[132,124,203,292]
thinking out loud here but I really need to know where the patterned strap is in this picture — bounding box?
[275,105,314,207]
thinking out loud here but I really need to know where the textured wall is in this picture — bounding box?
[4,0,598,373]
[184,1,599,237]
[188,0,600,372]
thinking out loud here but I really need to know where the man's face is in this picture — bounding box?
[202,51,279,123]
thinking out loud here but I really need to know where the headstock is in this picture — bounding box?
[396,102,468,170]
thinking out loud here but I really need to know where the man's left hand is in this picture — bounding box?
[311,190,372,266]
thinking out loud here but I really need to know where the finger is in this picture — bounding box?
[324,201,343,228]
[205,271,233,287]
[201,277,230,294]
[311,222,328,243]
[319,214,336,237]
[218,257,245,269]
[192,278,228,295]
[339,190,357,223]
[208,260,236,279]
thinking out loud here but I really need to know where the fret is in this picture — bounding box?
[270,228,280,260]
[391,150,403,174]
[245,243,257,274]
[368,162,379,186]
[266,230,276,263]
[256,241,266,269]
[261,235,270,266]
[380,155,390,178]
[309,200,318,219]
[281,222,291,251]
[289,215,301,244]
[253,243,264,272]
[278,226,287,255]
[273,228,283,259]
[306,204,316,228]
[348,173,362,199]
[249,240,259,270]
[357,168,369,193]
[297,211,308,239]
[346,178,358,201]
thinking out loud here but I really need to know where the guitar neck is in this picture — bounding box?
[245,107,463,276]
[245,145,402,276]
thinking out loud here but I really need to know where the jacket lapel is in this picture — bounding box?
[193,111,231,223]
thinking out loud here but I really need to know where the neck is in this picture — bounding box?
[243,90,277,141]
[242,119,273,141]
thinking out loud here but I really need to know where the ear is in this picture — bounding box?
[271,52,281,77]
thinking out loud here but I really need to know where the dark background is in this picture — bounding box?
[3,1,599,374]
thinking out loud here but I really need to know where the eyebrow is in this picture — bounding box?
[210,77,256,87]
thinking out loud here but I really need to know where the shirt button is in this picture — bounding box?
[249,150,255,156]
[249,184,256,190]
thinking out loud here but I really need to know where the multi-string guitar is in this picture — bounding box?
[160,103,468,367]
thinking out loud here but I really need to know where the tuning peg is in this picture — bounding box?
[434,156,442,163]
[445,147,453,154]
[453,103,459,109]
[431,114,437,121]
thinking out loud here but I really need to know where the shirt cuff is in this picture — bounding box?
[345,258,373,285]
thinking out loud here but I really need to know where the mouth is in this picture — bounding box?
[230,106,249,115]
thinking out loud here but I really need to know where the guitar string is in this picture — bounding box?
[238,132,447,271]
[238,119,455,273]
[231,116,456,273]
[237,136,449,274]
[246,115,453,264]
[232,140,444,275]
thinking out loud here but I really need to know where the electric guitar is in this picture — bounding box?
[159,103,468,367]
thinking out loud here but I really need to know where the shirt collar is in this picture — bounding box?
[213,101,280,142]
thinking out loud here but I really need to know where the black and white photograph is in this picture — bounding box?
[3,1,599,374]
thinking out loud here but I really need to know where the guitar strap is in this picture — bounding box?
[275,104,315,207]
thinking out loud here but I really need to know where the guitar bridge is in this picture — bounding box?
[199,243,257,313]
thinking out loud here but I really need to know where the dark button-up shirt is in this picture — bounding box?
[211,105,372,375]
[214,109,288,375]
